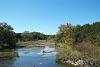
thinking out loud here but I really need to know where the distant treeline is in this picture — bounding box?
[0,22,53,49]
[16,32,54,42]
[16,32,45,42]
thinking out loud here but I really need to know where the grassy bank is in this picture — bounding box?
[56,44,84,62]
[0,50,18,59]
[56,43,100,67]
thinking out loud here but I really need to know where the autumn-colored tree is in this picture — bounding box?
[56,23,74,45]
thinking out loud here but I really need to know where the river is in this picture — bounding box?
[0,47,75,67]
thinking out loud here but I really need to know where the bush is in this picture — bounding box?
[56,44,84,62]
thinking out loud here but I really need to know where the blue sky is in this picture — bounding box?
[0,0,100,34]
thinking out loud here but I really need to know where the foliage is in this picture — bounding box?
[74,22,100,45]
[15,33,21,42]
[16,31,46,42]
[0,22,16,49]
[56,22,100,64]
[31,32,45,40]
[56,44,84,62]
[56,23,74,45]
[94,32,100,46]
[47,35,55,42]
[20,31,33,41]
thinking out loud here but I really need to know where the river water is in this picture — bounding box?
[0,47,74,67]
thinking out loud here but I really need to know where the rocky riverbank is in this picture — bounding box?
[58,58,100,67]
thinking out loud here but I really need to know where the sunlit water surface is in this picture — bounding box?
[0,47,74,67]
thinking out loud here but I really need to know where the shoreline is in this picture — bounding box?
[56,58,100,67]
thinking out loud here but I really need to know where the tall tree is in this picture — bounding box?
[56,23,74,45]
[0,22,16,49]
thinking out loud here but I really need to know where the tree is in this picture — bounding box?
[56,23,74,45]
[21,31,33,41]
[56,22,100,64]
[0,22,16,49]
[31,32,45,40]
[0,23,13,30]
[56,23,82,62]
[15,33,21,42]
[94,32,100,46]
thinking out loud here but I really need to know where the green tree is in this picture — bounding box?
[15,33,21,42]
[0,22,16,49]
[21,31,33,41]
[31,32,45,40]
